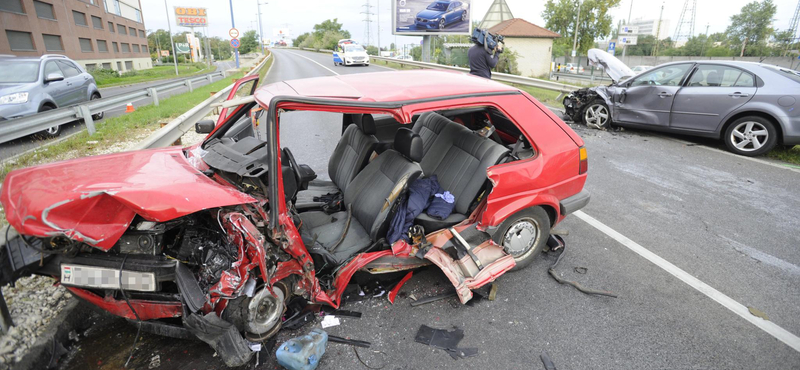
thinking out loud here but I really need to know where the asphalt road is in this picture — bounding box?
[0,60,236,160]
[59,49,800,369]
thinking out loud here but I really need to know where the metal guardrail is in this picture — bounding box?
[369,56,581,96]
[552,71,612,83]
[0,70,227,145]
[135,53,272,150]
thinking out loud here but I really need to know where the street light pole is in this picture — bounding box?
[164,0,179,75]
[257,2,267,55]
[571,0,582,63]
[229,0,240,68]
[622,0,633,59]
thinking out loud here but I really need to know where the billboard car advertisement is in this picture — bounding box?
[393,0,471,35]
[174,7,208,27]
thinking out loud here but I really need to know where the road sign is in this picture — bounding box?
[607,41,616,55]
[174,7,207,27]
[160,50,170,57]
[571,49,576,57]
[175,43,190,54]
[229,28,240,39]
[619,25,639,34]
[619,36,638,45]
[230,38,240,49]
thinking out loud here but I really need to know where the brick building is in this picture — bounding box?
[0,0,152,73]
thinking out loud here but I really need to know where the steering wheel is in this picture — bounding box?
[282,147,302,185]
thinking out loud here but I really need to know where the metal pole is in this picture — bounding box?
[257,2,266,55]
[204,26,212,66]
[377,0,380,51]
[230,0,240,68]
[622,0,633,59]
[571,0,582,63]
[165,0,179,75]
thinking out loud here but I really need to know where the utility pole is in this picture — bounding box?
[257,1,268,55]
[653,2,664,57]
[622,0,633,58]
[164,0,179,75]
[784,0,800,57]
[229,0,239,68]
[361,1,374,46]
[377,0,380,51]
[700,23,709,56]
[571,0,582,63]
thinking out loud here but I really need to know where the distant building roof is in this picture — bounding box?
[479,0,515,29]
[488,18,561,39]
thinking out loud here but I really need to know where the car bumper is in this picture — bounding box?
[344,59,369,65]
[559,189,591,216]
[0,103,39,121]
[779,114,800,145]
[415,21,439,29]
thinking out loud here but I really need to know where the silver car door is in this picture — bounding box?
[615,63,693,127]
[42,61,69,107]
[670,64,756,131]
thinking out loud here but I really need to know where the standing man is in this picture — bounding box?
[468,41,503,79]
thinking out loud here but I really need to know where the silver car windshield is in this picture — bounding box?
[0,61,40,83]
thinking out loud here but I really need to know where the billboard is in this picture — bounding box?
[174,7,208,27]
[393,0,471,36]
[174,43,190,54]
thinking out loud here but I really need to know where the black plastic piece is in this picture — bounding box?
[414,325,478,360]
[195,119,215,134]
[175,263,207,313]
[116,224,166,255]
[0,233,44,286]
[203,136,270,178]
[183,312,253,367]
[127,318,196,340]
[328,335,371,348]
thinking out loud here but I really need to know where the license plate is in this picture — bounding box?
[61,264,156,292]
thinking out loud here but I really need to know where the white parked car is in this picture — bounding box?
[632,65,653,73]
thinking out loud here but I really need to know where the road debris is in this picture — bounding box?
[353,347,387,369]
[275,328,328,370]
[414,325,478,360]
[488,283,498,301]
[748,307,769,320]
[328,335,371,348]
[410,291,457,307]
[540,351,556,370]
[387,271,414,304]
[546,236,618,298]
[320,315,340,329]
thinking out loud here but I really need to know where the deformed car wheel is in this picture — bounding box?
[723,116,777,156]
[582,99,611,129]
[244,283,287,341]
[492,207,551,271]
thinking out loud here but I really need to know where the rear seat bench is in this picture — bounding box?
[410,112,510,231]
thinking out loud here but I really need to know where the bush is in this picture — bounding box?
[496,47,520,75]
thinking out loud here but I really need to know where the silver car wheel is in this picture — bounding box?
[45,126,59,135]
[730,121,768,152]
[584,103,609,128]
[439,19,446,29]
[245,285,285,340]
[461,11,467,22]
[502,217,540,259]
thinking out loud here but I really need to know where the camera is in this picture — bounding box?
[471,28,504,53]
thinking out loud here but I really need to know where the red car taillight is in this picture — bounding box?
[579,146,588,174]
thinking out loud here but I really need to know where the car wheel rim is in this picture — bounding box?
[462,12,467,21]
[502,218,539,258]
[584,104,608,127]
[731,121,768,152]
[440,19,445,29]
[91,95,103,119]
[46,126,58,135]
[246,285,285,338]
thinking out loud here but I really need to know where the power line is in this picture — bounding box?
[361,1,374,46]
[673,0,697,42]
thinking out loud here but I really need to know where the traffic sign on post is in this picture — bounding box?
[230,38,240,48]
[607,41,616,55]
[229,28,240,39]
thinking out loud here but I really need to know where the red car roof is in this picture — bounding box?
[254,70,519,105]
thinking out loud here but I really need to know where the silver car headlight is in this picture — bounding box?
[0,92,29,105]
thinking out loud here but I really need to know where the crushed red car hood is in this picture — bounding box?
[1,147,256,250]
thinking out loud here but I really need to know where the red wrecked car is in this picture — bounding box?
[0,70,589,366]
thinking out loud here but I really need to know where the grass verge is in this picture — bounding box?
[93,64,217,88]
[0,71,245,226]
[257,52,275,87]
[766,145,800,166]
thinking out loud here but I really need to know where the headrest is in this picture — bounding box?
[355,114,376,135]
[706,71,721,86]
[393,128,423,163]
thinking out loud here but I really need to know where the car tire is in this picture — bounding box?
[492,206,551,271]
[90,93,104,121]
[582,99,611,129]
[723,116,777,156]
[461,11,467,22]
[38,105,61,138]
[439,19,446,29]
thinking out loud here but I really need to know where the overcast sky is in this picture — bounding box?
[140,0,800,48]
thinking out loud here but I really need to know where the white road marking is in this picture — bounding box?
[574,210,800,353]
[286,51,339,76]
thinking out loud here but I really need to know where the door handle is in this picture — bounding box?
[84,76,89,80]
[728,92,749,98]
[66,82,72,86]
[658,92,673,98]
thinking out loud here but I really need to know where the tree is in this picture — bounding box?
[238,30,259,54]
[725,0,776,56]
[293,33,309,47]
[313,19,351,40]
[366,45,379,55]
[542,0,621,59]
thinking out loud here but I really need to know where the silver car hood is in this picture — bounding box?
[587,49,634,83]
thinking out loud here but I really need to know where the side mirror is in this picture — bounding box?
[195,119,215,134]
[45,73,64,83]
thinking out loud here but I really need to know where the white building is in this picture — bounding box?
[628,18,672,40]
[488,18,560,77]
